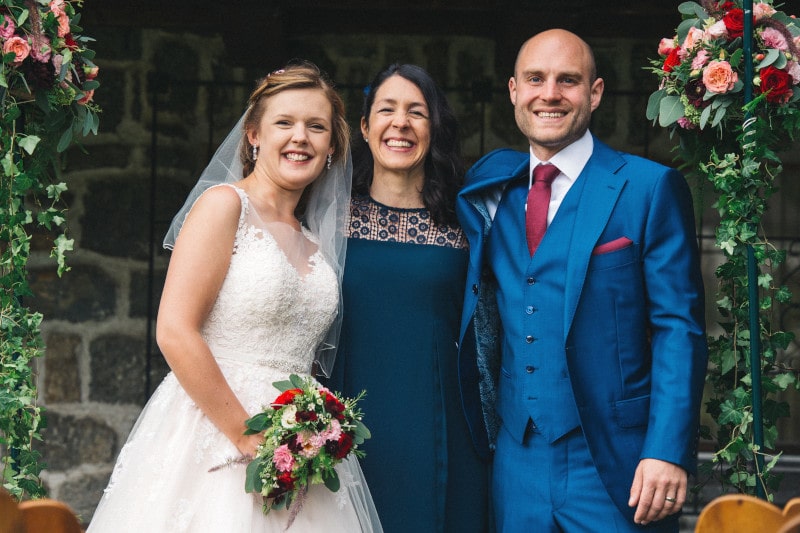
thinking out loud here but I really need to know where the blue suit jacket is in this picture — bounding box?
[456,137,708,521]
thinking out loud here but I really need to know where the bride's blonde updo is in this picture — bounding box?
[240,61,350,178]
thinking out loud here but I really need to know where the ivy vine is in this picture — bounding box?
[1,0,99,499]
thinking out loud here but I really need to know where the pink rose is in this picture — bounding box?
[705,20,728,41]
[692,49,711,70]
[77,89,95,105]
[677,117,696,130]
[658,37,676,56]
[786,61,800,85]
[3,36,30,64]
[0,14,15,40]
[49,0,66,16]
[30,37,52,63]
[272,444,295,472]
[682,27,704,52]
[753,2,776,20]
[56,12,70,37]
[761,27,789,51]
[84,64,99,80]
[703,60,739,93]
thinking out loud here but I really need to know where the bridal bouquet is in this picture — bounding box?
[244,374,370,522]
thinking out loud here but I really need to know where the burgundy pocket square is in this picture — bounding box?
[592,237,633,255]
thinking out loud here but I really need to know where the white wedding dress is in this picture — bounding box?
[88,185,381,533]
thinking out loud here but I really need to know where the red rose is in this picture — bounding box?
[268,472,296,497]
[758,66,793,104]
[295,410,318,422]
[718,1,735,11]
[272,388,302,408]
[64,33,79,50]
[325,433,354,459]
[663,47,681,73]
[322,391,345,420]
[722,9,745,39]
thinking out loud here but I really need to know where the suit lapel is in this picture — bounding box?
[563,139,628,338]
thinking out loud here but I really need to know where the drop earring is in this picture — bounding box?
[252,145,259,161]
[326,153,332,170]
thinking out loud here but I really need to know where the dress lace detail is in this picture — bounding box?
[88,184,380,533]
[348,195,466,248]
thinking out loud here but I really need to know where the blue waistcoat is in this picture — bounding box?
[487,176,585,443]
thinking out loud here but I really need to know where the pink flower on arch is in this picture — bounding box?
[658,37,676,56]
[754,2,776,20]
[703,60,739,93]
[3,36,30,64]
[49,0,67,16]
[0,14,15,40]
[692,49,711,70]
[786,61,800,85]
[56,12,70,37]
[705,20,728,41]
[761,27,789,51]
[682,27,705,53]
[31,36,52,63]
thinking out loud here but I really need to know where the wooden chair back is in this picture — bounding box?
[695,494,800,533]
[0,490,24,533]
[0,489,83,533]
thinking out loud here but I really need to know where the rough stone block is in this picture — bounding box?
[39,412,117,471]
[89,334,148,405]
[29,264,116,323]
[44,332,82,403]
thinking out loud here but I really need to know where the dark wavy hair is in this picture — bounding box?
[353,64,464,226]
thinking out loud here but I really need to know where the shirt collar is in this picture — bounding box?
[528,130,594,184]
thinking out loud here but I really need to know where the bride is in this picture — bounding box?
[88,63,382,532]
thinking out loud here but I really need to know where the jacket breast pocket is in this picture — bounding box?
[588,242,638,272]
[613,395,650,428]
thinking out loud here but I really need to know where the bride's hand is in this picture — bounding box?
[235,432,265,458]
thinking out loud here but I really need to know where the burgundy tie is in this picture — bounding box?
[526,164,560,255]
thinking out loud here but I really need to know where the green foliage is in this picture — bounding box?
[1,0,99,499]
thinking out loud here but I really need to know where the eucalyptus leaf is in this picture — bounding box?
[700,105,712,129]
[646,89,666,120]
[272,379,294,392]
[711,105,728,128]
[56,128,73,153]
[245,458,262,493]
[658,95,685,127]
[755,49,780,70]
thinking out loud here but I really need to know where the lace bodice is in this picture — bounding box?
[202,185,338,374]
[348,195,467,248]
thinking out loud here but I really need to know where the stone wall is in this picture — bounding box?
[23,24,800,524]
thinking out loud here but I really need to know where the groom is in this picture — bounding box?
[456,29,708,531]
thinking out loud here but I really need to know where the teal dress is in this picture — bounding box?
[330,196,489,533]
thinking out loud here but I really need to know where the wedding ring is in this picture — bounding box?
[665,496,677,503]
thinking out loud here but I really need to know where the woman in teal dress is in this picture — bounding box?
[329,64,489,533]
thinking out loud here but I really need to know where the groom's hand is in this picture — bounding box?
[628,458,687,526]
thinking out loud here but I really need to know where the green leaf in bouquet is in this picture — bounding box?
[244,412,273,433]
[244,458,263,493]
[272,379,294,392]
[323,469,341,492]
[289,373,307,389]
[353,419,371,442]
